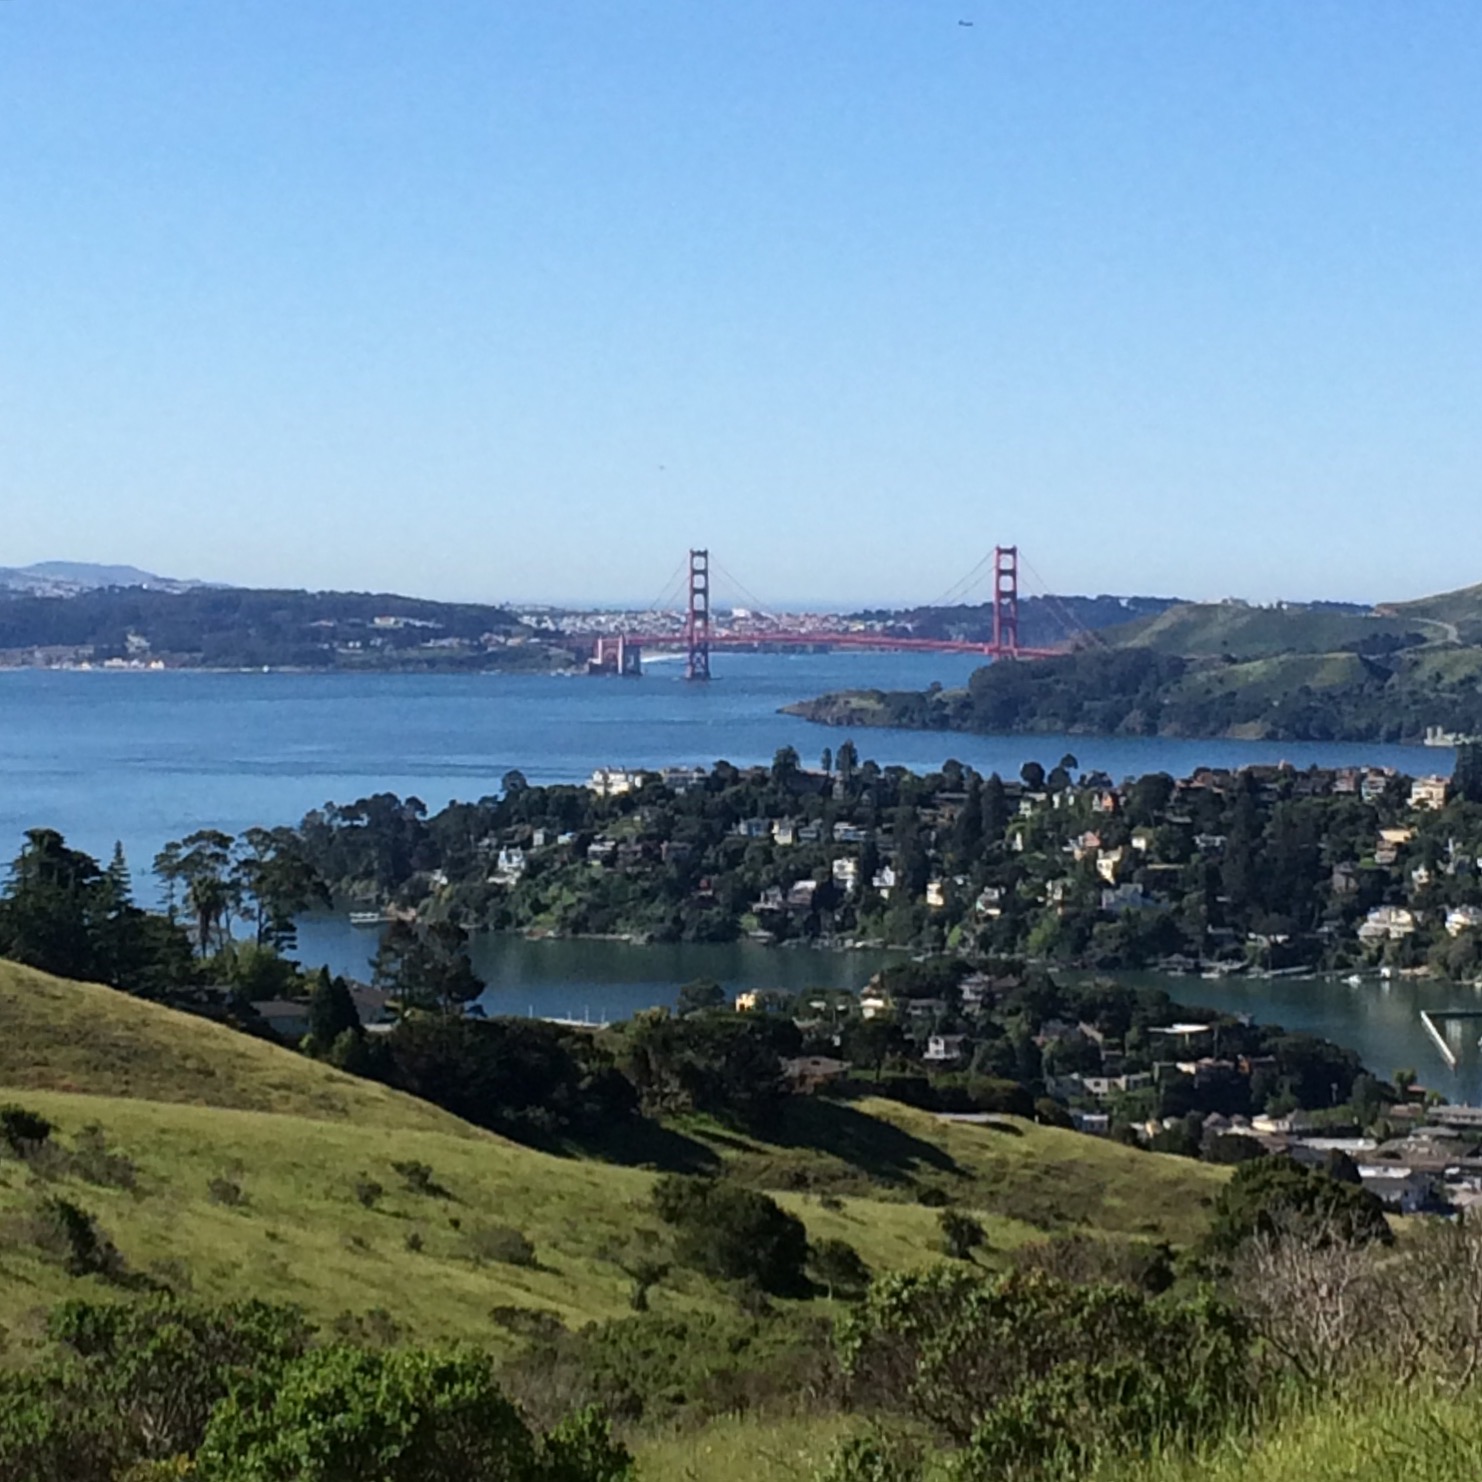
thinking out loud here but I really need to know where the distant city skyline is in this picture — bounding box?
[4,3,1480,608]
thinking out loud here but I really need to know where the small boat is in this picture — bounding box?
[348,911,387,927]
[1344,974,1364,987]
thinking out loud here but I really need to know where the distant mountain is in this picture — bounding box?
[0,562,219,597]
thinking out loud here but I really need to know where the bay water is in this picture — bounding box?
[1,656,1470,1093]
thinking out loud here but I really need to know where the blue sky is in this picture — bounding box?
[2,2,1479,609]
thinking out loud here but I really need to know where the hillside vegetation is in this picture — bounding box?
[0,963,1223,1359]
[0,960,472,1134]
[789,578,1482,742]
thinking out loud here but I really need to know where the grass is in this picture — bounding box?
[1090,1388,1482,1482]
[0,959,470,1134]
[633,1413,859,1482]
[0,962,1229,1376]
[1110,603,1412,660]
[635,1387,1482,1482]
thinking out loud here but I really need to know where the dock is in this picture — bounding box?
[1418,1008,1482,1070]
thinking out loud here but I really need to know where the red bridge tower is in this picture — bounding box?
[992,545,1019,656]
[685,548,711,681]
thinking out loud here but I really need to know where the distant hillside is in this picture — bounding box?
[0,584,578,672]
[789,579,1482,743]
[1102,600,1422,659]
[0,560,215,596]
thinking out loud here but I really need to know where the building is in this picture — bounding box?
[1358,905,1419,942]
[1410,775,1450,811]
[587,767,645,798]
[1447,906,1482,937]
[832,857,860,893]
[923,1034,968,1063]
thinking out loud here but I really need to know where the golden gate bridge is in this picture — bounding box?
[587,546,1067,680]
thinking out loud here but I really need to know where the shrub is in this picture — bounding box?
[836,1267,1254,1460]
[30,1198,127,1280]
[1010,1234,1174,1294]
[329,1308,402,1347]
[196,1347,545,1481]
[70,1124,139,1192]
[466,1224,537,1268]
[403,1230,425,1254]
[391,1160,451,1199]
[352,1177,384,1209]
[652,1174,809,1295]
[938,1209,986,1260]
[0,1104,53,1157]
[207,1177,246,1209]
[491,1306,567,1341]
[810,1238,871,1300]
[1204,1157,1391,1255]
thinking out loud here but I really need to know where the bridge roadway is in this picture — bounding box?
[611,630,1065,659]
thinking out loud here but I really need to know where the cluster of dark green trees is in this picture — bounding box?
[797,641,1482,744]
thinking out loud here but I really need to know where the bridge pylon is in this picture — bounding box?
[685,548,711,681]
[992,545,1020,656]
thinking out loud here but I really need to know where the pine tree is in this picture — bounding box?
[306,968,361,1051]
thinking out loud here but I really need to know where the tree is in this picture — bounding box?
[233,827,328,951]
[0,829,110,982]
[937,1209,986,1260]
[652,1175,809,1294]
[675,978,726,1016]
[1019,761,1045,791]
[1453,743,1482,804]
[1204,1157,1391,1255]
[820,746,833,776]
[771,745,800,786]
[305,968,361,1052]
[153,829,239,955]
[373,919,484,1015]
[980,774,1010,841]
[836,740,859,788]
[810,1238,871,1300]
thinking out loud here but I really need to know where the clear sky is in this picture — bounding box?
[2,2,1480,609]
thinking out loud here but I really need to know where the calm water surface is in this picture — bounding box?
[0,660,1466,1090]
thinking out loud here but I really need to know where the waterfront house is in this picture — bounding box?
[1410,775,1450,811]
[1358,905,1419,942]
[1447,905,1482,937]
[832,857,860,893]
[588,767,645,798]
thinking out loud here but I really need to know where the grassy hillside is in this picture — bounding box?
[1106,601,1405,659]
[0,962,1227,1365]
[0,959,471,1134]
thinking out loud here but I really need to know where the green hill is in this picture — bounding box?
[0,963,1226,1359]
[1105,601,1408,659]
[0,959,471,1134]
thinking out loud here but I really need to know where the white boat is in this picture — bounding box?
[1344,974,1363,987]
[348,911,387,926]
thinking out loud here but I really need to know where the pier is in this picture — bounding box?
[1418,1008,1482,1070]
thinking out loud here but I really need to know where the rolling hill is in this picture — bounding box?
[0,962,1227,1360]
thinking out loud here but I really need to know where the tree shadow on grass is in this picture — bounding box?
[564,1117,721,1176]
[759,1097,964,1187]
